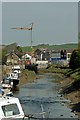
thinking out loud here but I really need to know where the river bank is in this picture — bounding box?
[19,69,38,86]
[55,73,80,117]
[1,64,80,118]
[39,65,80,118]
[60,75,80,117]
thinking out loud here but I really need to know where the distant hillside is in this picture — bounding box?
[22,43,78,52]
[3,43,17,53]
[1,43,78,56]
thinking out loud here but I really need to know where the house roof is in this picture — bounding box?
[5,52,19,58]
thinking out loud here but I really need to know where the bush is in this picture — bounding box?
[69,50,80,69]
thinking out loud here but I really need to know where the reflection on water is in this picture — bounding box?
[14,73,78,119]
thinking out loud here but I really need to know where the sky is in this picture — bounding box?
[1,2,78,46]
[0,0,79,2]
[78,1,80,32]
[0,2,2,45]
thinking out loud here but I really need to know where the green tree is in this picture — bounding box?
[16,46,23,52]
[69,50,80,69]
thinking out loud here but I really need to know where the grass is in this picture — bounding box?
[65,68,80,79]
[45,64,80,79]
[43,64,70,74]
[21,43,78,52]
[19,69,37,86]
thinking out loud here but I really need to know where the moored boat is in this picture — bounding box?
[12,65,21,74]
[25,64,38,73]
[0,96,25,119]
[1,78,13,89]
[6,72,20,87]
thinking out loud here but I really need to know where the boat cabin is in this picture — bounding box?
[2,78,13,89]
[5,72,20,87]
[0,97,24,119]
[12,65,21,74]
[6,72,19,80]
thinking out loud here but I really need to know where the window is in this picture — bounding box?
[4,79,10,84]
[2,104,20,116]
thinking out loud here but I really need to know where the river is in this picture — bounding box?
[14,73,78,119]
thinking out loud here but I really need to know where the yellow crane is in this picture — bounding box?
[11,22,34,49]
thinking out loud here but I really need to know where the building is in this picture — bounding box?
[5,52,19,65]
[50,50,72,66]
[35,48,50,61]
[35,49,42,60]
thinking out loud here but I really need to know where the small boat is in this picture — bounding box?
[0,88,13,97]
[25,64,38,73]
[6,72,20,87]
[1,78,13,89]
[0,96,25,119]
[12,65,21,74]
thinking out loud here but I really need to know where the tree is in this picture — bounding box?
[69,50,80,69]
[16,46,23,53]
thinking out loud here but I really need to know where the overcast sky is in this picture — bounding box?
[78,1,80,32]
[0,1,2,45]
[1,2,78,46]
